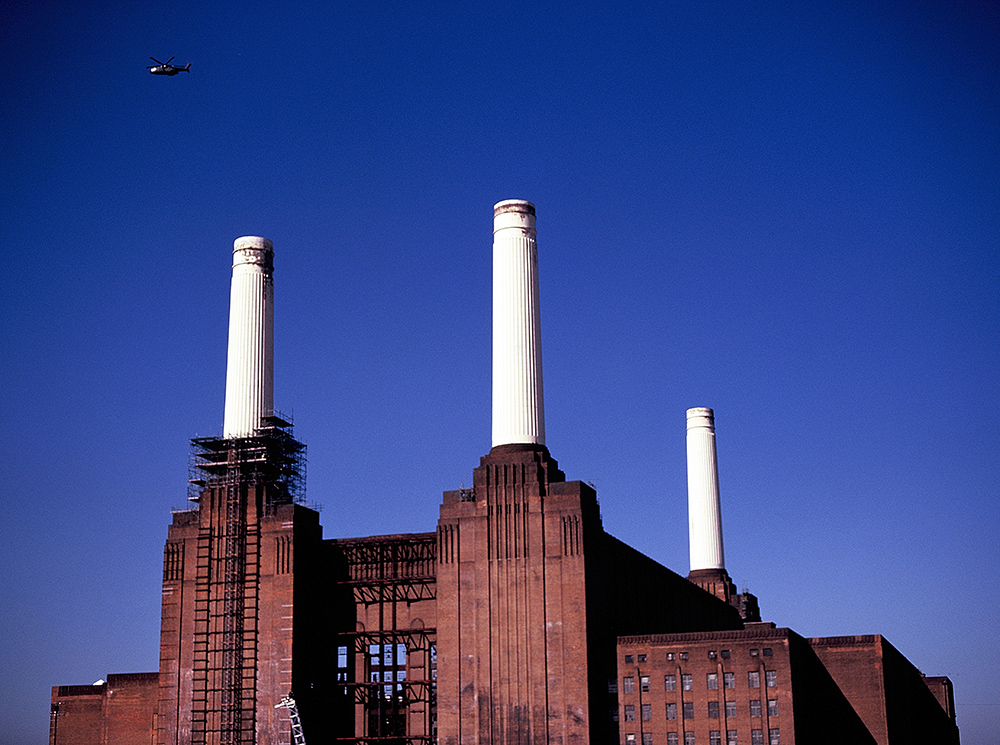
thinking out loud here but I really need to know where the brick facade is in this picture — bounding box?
[614,627,959,745]
[50,673,158,745]
[49,448,956,745]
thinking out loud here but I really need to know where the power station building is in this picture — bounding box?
[49,202,959,745]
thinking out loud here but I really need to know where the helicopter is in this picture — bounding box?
[148,57,191,76]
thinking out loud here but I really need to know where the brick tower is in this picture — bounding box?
[156,237,323,745]
[437,201,602,745]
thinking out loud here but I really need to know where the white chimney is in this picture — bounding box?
[492,200,545,448]
[687,407,725,572]
[223,236,274,438]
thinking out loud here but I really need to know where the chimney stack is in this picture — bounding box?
[223,236,274,438]
[687,407,725,572]
[492,200,545,448]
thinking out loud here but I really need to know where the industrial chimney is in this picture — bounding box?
[684,406,742,609]
[492,200,545,448]
[223,236,274,438]
[687,407,725,572]
[685,407,761,619]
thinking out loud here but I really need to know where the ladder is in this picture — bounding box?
[275,695,306,745]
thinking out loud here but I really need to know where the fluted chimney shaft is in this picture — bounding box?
[492,200,545,448]
[223,236,274,438]
[687,407,725,571]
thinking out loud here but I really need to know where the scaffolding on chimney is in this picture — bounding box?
[186,414,305,745]
[188,413,306,510]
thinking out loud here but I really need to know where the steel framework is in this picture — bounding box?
[333,534,438,745]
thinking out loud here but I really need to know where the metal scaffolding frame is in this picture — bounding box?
[333,535,438,745]
[188,413,306,508]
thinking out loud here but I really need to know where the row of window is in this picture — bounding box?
[619,670,777,694]
[624,650,774,665]
[336,643,438,684]
[624,728,780,745]
[620,699,777,722]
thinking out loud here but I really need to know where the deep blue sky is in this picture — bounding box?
[2,1,997,742]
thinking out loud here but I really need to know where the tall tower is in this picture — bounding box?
[437,201,603,745]
[157,237,322,745]
[685,406,736,603]
[223,236,275,439]
[686,407,726,576]
[491,199,545,448]
[685,407,759,620]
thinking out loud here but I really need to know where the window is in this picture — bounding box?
[681,674,693,691]
[723,672,735,689]
[337,645,349,682]
[368,642,407,697]
[641,704,651,722]
[683,702,694,720]
[727,731,738,745]
[643,734,653,745]
[750,699,761,717]
[626,735,636,745]
[667,652,675,661]
[707,673,718,690]
[665,702,677,720]
[708,650,717,659]
[748,671,760,689]
[708,701,719,718]
[750,649,759,657]
[765,671,777,688]
[609,706,619,722]
[721,650,731,659]
[665,674,676,692]
[641,676,650,692]
[762,648,772,657]
[751,730,763,745]
[624,705,635,722]
[767,699,778,716]
[684,734,695,745]
[725,700,737,718]
[768,729,779,745]
[623,676,635,694]
[638,654,647,663]
[710,732,721,745]
[668,735,678,745]
[680,652,689,661]
[608,678,618,694]
[625,655,634,663]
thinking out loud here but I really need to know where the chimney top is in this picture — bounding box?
[687,407,715,428]
[234,236,273,253]
[494,199,535,217]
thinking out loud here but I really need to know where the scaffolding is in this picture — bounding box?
[188,413,306,509]
[334,535,438,745]
[187,415,306,745]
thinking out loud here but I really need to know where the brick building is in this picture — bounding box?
[50,673,159,745]
[614,627,958,745]
[51,203,958,744]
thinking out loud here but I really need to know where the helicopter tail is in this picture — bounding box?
[183,62,191,72]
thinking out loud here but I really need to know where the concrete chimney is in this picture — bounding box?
[687,407,725,572]
[492,200,545,448]
[223,236,274,438]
